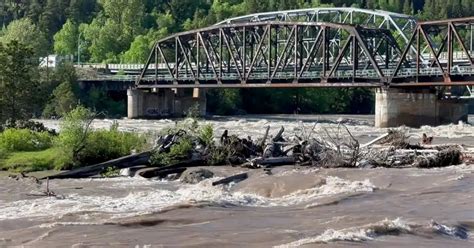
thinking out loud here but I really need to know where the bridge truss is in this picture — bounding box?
[133,9,474,89]
[136,22,402,88]
[392,17,474,86]
[216,7,417,51]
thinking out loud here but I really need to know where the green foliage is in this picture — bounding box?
[81,86,126,117]
[101,166,120,177]
[76,127,146,166]
[55,106,145,169]
[198,124,214,147]
[1,119,53,134]
[0,129,53,152]
[0,148,61,172]
[151,120,215,166]
[0,40,40,122]
[55,105,96,167]
[54,19,79,56]
[44,81,78,118]
[151,136,194,166]
[186,103,202,119]
[122,34,152,63]
[0,18,48,56]
[0,148,10,160]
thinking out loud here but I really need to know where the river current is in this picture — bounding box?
[0,115,473,247]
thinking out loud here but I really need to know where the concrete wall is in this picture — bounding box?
[375,88,469,128]
[127,88,206,119]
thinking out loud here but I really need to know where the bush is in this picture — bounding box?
[55,106,147,169]
[198,124,214,146]
[74,128,146,166]
[0,128,53,152]
[1,119,55,134]
[150,136,194,166]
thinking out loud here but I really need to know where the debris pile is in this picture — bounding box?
[43,123,470,182]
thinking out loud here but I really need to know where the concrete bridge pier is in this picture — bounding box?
[375,88,469,128]
[127,88,206,119]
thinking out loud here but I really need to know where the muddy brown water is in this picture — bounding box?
[0,115,473,247]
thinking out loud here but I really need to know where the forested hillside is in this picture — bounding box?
[1,0,473,117]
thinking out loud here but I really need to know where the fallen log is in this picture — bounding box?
[250,156,296,167]
[212,172,248,186]
[156,159,206,172]
[137,167,187,179]
[44,151,152,179]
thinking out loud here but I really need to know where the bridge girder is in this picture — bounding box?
[136,21,403,88]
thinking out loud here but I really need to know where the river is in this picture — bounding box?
[0,115,473,247]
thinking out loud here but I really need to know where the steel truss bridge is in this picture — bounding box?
[82,8,474,90]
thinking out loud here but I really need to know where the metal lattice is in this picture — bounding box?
[136,22,402,88]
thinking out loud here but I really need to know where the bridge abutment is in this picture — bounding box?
[127,88,206,119]
[375,88,469,128]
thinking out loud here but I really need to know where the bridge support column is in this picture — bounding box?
[127,88,206,119]
[375,88,469,128]
[127,89,143,119]
[173,88,207,116]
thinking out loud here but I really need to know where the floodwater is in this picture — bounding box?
[0,115,473,247]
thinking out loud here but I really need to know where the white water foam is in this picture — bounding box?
[0,176,376,221]
[274,218,412,247]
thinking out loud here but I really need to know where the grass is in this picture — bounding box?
[0,148,61,173]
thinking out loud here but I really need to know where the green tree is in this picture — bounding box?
[0,40,40,122]
[403,0,413,15]
[42,62,79,118]
[54,19,79,56]
[122,35,151,63]
[0,18,48,56]
[461,0,472,17]
[67,0,98,23]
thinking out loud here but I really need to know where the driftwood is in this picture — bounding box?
[156,159,206,171]
[212,172,248,186]
[45,151,152,179]
[248,156,296,168]
[137,167,187,178]
[361,133,390,148]
[413,147,462,168]
[260,126,270,149]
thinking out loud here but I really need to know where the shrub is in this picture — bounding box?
[150,135,194,166]
[74,128,146,166]
[198,124,214,146]
[0,128,53,152]
[54,106,147,169]
[1,119,55,134]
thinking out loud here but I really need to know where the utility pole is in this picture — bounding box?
[77,32,82,65]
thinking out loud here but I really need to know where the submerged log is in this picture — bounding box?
[212,172,248,186]
[44,151,152,179]
[156,159,206,171]
[250,156,296,167]
[137,167,187,179]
